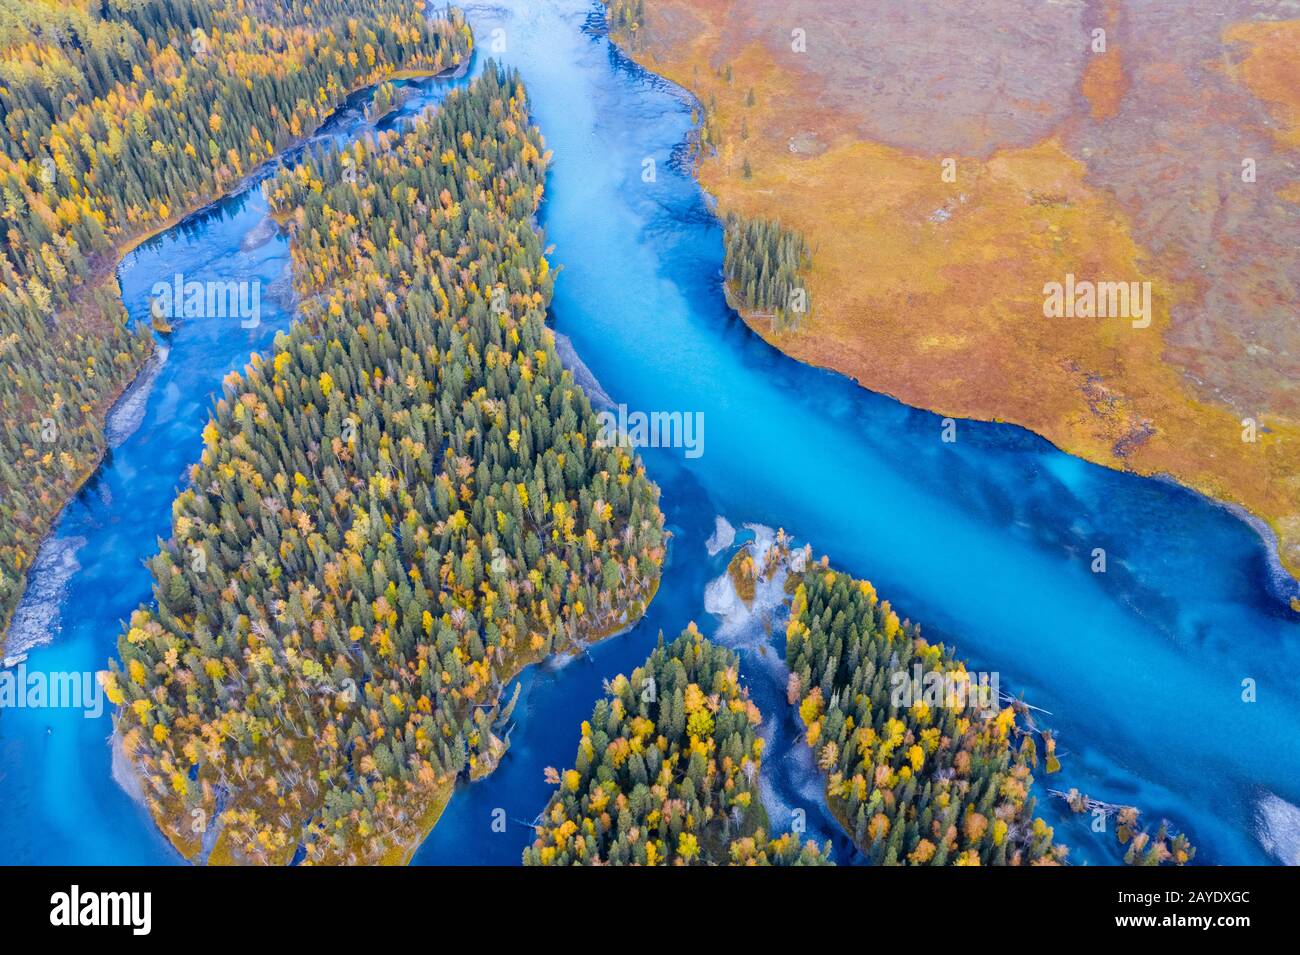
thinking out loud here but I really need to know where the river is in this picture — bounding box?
[1,0,1297,867]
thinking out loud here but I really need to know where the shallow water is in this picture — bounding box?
[2,0,1297,866]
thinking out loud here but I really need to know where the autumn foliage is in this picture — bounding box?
[0,0,472,641]
[785,566,1067,865]
[106,64,665,865]
[525,626,831,866]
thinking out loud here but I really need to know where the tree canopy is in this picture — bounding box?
[525,625,832,866]
[784,560,1068,865]
[0,0,472,642]
[722,212,811,330]
[105,63,666,865]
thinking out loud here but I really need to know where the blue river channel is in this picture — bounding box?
[1,1,1297,867]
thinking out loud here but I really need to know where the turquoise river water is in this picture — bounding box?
[1,1,1297,867]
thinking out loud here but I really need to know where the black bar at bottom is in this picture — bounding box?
[0,863,1288,941]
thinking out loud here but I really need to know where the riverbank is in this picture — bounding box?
[600,1,1300,595]
[0,381,131,649]
[0,54,474,657]
[106,60,670,865]
[113,581,665,865]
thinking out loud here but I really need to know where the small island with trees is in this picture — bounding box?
[525,625,831,866]
[104,62,666,865]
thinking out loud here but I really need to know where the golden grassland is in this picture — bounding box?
[1080,0,1127,122]
[1223,20,1300,150]
[609,2,1300,586]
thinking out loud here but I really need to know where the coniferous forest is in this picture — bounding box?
[525,626,832,866]
[104,62,666,865]
[604,0,645,51]
[0,0,472,640]
[0,0,1235,888]
[784,562,1068,865]
[722,212,811,330]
